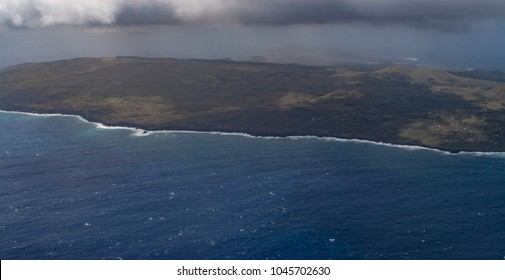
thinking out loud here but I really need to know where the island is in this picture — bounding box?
[1,56,505,152]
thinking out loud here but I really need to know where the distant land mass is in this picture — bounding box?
[1,57,505,152]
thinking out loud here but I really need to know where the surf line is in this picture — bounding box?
[1,109,504,157]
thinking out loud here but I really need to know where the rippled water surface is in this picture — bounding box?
[1,111,504,259]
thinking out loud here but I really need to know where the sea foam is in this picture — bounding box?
[2,109,504,157]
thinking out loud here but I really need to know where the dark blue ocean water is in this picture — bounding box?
[0,111,504,260]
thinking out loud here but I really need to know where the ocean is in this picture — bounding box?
[0,110,504,260]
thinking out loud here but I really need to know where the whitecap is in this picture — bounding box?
[1,109,144,135]
[131,128,148,137]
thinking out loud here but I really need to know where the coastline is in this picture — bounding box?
[2,57,505,156]
[1,109,504,157]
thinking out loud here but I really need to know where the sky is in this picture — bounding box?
[0,0,504,69]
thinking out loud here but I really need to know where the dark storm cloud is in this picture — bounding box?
[226,0,505,31]
[228,0,358,25]
[0,1,504,30]
[114,2,180,26]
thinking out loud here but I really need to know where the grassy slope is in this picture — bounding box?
[1,57,505,152]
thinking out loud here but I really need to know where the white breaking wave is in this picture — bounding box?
[143,129,283,140]
[457,151,505,157]
[2,109,505,158]
[0,109,144,134]
[94,122,147,136]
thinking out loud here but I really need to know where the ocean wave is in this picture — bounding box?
[142,129,283,139]
[0,109,145,134]
[457,151,505,157]
[2,109,505,157]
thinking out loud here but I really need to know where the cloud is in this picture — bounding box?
[0,0,117,27]
[0,0,504,30]
[219,0,505,31]
[114,1,179,26]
